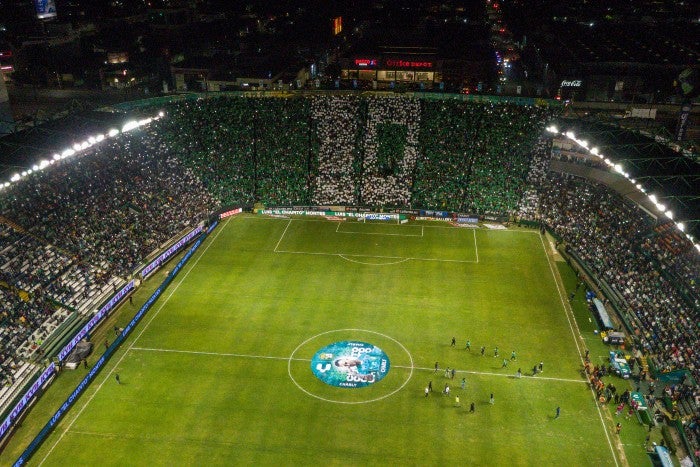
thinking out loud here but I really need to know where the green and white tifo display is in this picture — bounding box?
[311,341,390,388]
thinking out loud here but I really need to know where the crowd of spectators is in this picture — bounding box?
[415,101,552,214]
[532,173,698,380]
[523,168,698,454]
[358,97,421,207]
[311,95,362,205]
[151,95,552,214]
[153,97,313,207]
[0,127,216,388]
[516,137,551,219]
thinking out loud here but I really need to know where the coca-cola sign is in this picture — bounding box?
[560,79,582,87]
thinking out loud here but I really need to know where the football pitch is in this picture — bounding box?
[26,214,622,465]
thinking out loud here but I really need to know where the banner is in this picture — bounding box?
[219,208,241,219]
[258,209,401,221]
[57,280,135,362]
[141,226,202,278]
[675,101,692,142]
[0,364,55,441]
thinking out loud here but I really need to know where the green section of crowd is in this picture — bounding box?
[150,95,555,214]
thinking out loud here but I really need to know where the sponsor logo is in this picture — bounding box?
[560,80,582,87]
[311,341,390,388]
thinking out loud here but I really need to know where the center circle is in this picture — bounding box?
[310,341,390,388]
[287,328,414,404]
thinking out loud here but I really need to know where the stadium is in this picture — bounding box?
[0,92,697,466]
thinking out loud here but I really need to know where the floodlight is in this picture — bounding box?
[590,147,599,155]
[108,129,120,137]
[565,131,575,139]
[122,120,139,132]
[665,210,674,220]
[677,222,685,232]
[649,194,657,203]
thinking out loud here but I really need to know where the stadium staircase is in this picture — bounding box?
[640,355,650,375]
[0,216,26,234]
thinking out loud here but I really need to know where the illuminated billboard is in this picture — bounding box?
[34,0,57,19]
[332,16,342,35]
[354,58,378,67]
[385,59,433,69]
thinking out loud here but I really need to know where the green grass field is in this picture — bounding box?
[10,215,638,465]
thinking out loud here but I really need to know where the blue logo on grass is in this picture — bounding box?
[311,341,390,388]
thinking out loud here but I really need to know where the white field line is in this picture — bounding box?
[273,219,292,252]
[538,233,621,467]
[39,217,233,466]
[249,214,541,234]
[337,255,410,266]
[335,221,423,237]
[276,220,476,263]
[274,249,478,264]
[335,230,423,237]
[132,346,310,362]
[130,346,586,384]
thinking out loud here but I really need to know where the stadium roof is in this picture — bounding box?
[0,110,131,180]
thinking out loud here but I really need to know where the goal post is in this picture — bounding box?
[360,213,403,225]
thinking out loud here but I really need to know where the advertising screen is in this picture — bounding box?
[34,0,57,19]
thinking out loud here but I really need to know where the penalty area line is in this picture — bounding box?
[273,219,292,252]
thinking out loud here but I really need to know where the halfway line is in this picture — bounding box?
[131,347,585,383]
[131,346,310,362]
